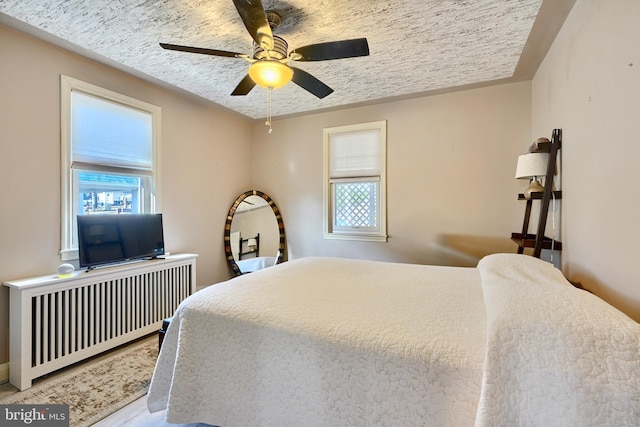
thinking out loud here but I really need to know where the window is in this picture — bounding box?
[60,76,161,260]
[323,121,387,241]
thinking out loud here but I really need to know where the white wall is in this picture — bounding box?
[253,82,532,267]
[532,0,640,321]
[0,25,253,365]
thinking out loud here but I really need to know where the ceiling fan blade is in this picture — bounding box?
[290,67,333,99]
[160,43,243,58]
[292,38,370,61]
[231,74,256,96]
[232,0,274,50]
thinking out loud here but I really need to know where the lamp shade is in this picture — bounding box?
[515,152,549,179]
[248,60,293,89]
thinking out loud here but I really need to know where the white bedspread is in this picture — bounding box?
[475,254,640,426]
[148,257,487,426]
[236,256,276,273]
[147,254,640,426]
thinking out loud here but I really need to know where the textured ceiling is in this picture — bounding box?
[0,0,574,120]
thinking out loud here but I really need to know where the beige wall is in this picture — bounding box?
[253,82,532,267]
[0,25,253,364]
[532,0,640,321]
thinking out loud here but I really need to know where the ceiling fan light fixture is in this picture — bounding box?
[161,2,369,99]
[248,60,293,89]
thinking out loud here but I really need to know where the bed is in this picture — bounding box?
[147,254,640,426]
[236,256,276,273]
[230,232,277,273]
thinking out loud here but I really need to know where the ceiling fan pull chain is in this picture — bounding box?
[265,88,273,133]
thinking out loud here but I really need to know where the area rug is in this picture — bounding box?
[0,336,158,427]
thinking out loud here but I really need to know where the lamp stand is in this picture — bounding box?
[524,177,545,199]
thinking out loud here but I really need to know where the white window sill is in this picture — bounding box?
[323,233,388,242]
[60,248,78,262]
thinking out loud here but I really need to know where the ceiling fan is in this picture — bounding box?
[159,0,369,99]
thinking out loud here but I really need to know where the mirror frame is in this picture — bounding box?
[224,190,286,276]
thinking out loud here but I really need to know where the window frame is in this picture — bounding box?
[60,75,162,261]
[323,120,387,242]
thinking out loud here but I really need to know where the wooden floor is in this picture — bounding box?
[92,396,179,427]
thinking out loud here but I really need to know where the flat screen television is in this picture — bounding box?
[77,213,165,269]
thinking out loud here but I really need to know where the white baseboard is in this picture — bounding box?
[0,362,8,385]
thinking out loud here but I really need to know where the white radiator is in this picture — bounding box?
[4,254,197,390]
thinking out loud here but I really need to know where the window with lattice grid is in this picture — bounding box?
[333,181,377,228]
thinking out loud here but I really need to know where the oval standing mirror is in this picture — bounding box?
[224,190,286,276]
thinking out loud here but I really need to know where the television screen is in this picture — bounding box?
[77,213,165,269]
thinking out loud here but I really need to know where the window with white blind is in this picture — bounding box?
[60,75,161,260]
[323,121,387,241]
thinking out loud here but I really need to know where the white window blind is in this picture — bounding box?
[71,91,153,171]
[330,129,381,178]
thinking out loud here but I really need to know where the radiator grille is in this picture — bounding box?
[30,264,192,368]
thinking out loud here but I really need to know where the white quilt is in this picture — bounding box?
[147,255,640,426]
[475,254,640,426]
[148,257,487,426]
[236,256,276,273]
